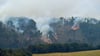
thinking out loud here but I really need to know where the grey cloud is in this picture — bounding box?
[0,0,100,19]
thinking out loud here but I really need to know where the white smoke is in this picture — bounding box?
[33,17,59,35]
[0,0,100,35]
[0,0,100,18]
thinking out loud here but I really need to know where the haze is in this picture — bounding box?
[0,0,100,19]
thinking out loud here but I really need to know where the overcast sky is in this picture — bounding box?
[0,0,100,19]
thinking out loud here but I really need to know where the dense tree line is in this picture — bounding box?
[0,48,31,56]
[0,17,100,55]
[0,17,42,48]
[28,43,100,53]
[0,43,100,56]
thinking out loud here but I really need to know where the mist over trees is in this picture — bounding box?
[0,17,100,55]
[0,17,42,48]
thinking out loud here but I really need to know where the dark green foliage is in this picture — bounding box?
[28,43,95,53]
[80,19,100,45]
[0,17,100,54]
[0,21,19,48]
[49,17,100,45]
[0,17,42,48]
[0,48,32,56]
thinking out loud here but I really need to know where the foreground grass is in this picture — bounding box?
[32,50,100,56]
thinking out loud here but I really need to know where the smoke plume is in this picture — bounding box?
[0,0,100,36]
[0,0,100,18]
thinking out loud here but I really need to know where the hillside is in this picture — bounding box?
[0,17,100,48]
[32,50,100,56]
[48,17,100,46]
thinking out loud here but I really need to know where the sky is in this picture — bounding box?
[0,0,100,35]
[0,0,100,19]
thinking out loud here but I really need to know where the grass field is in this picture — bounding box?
[32,50,100,56]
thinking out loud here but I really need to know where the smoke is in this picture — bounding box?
[0,0,100,23]
[0,0,100,36]
[0,0,100,18]
[71,17,81,30]
[33,17,59,35]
